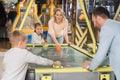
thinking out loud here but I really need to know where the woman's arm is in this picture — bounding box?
[64,20,69,43]
[48,19,59,45]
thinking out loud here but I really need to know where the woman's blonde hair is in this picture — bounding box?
[9,30,27,45]
[54,8,66,23]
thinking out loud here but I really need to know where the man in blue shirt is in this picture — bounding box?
[83,7,120,80]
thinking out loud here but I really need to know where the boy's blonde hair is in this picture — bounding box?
[9,30,27,45]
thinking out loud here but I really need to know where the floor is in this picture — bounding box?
[0,38,10,79]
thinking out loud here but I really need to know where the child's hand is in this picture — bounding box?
[53,61,62,68]
[53,61,61,66]
[42,42,46,46]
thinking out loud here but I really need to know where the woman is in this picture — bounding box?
[47,8,70,46]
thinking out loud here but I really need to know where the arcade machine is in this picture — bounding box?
[25,44,115,80]
[62,0,76,42]
[25,0,116,80]
[75,0,117,53]
[11,0,41,34]
[75,0,97,54]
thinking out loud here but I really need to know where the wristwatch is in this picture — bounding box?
[87,68,92,72]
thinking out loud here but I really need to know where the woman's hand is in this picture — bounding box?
[56,44,62,52]
[67,42,74,45]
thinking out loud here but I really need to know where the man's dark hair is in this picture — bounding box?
[92,6,110,18]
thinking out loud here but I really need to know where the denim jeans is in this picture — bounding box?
[47,34,64,44]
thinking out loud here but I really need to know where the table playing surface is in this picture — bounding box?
[27,45,92,68]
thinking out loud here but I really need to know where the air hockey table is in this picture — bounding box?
[25,44,116,80]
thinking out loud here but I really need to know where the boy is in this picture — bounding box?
[1,30,61,80]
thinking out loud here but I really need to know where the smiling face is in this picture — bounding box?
[55,11,63,23]
[35,25,43,34]
[54,8,65,24]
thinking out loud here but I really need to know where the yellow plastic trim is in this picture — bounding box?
[19,0,34,30]
[79,0,97,53]
[114,4,120,20]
